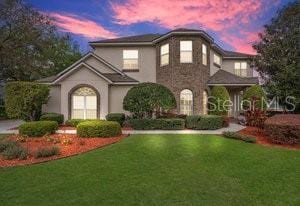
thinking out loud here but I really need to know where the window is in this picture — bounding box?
[202,44,207,65]
[71,87,97,119]
[160,44,169,66]
[123,50,138,70]
[234,62,247,76]
[180,41,193,63]
[203,91,208,115]
[180,89,193,115]
[213,54,221,66]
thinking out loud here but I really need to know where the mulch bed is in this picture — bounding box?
[239,127,300,150]
[0,134,126,167]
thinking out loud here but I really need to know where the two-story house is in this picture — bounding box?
[39,28,258,120]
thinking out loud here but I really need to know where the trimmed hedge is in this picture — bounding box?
[223,132,257,143]
[65,119,90,127]
[243,85,267,110]
[77,120,121,138]
[40,113,64,124]
[264,114,300,145]
[209,86,230,116]
[186,115,224,130]
[129,118,185,130]
[34,147,60,158]
[19,121,58,137]
[105,113,125,126]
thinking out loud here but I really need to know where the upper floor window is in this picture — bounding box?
[202,44,207,65]
[213,54,221,66]
[234,62,247,76]
[123,50,138,70]
[160,44,169,66]
[180,41,193,63]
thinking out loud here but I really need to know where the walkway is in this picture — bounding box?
[0,119,23,134]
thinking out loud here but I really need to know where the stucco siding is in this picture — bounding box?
[43,85,61,114]
[85,56,117,73]
[58,66,109,120]
[94,46,156,82]
[222,59,253,77]
[109,85,132,114]
[209,49,222,76]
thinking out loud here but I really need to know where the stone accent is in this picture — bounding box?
[156,35,211,115]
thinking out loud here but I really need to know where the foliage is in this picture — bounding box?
[129,118,185,130]
[0,140,28,160]
[0,0,82,81]
[186,115,224,130]
[222,132,257,143]
[19,121,58,137]
[264,114,300,144]
[244,108,268,128]
[242,85,267,110]
[209,86,230,115]
[34,147,60,158]
[105,113,125,126]
[123,83,176,118]
[5,82,49,121]
[40,113,64,124]
[65,119,98,127]
[77,121,121,138]
[253,2,300,111]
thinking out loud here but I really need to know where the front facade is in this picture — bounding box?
[39,29,258,120]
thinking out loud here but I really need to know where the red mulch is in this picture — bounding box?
[59,125,76,130]
[0,134,126,167]
[239,127,300,150]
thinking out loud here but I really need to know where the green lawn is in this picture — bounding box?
[1,134,299,206]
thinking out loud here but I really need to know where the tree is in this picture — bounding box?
[0,0,81,81]
[123,83,176,118]
[253,1,300,112]
[5,82,49,121]
[242,85,267,110]
[209,86,230,116]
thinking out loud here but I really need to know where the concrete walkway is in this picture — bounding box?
[56,123,245,135]
[0,119,23,134]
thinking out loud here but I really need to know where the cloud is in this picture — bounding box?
[49,12,118,39]
[111,0,268,53]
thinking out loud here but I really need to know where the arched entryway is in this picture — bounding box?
[69,85,100,119]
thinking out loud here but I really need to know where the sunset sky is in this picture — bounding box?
[26,0,292,53]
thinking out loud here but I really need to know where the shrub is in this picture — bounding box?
[123,83,176,118]
[264,114,300,144]
[222,132,257,143]
[65,119,99,127]
[186,115,224,130]
[0,141,28,160]
[129,118,185,130]
[209,86,230,115]
[105,113,125,126]
[19,121,58,137]
[0,140,18,153]
[242,85,267,110]
[5,81,49,121]
[35,147,60,158]
[77,120,121,138]
[40,113,64,124]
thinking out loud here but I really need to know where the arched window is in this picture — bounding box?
[203,91,208,115]
[180,89,193,115]
[71,87,97,119]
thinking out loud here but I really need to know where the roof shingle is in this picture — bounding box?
[207,70,258,85]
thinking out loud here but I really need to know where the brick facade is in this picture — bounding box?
[156,35,210,115]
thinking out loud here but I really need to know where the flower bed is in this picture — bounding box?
[0,134,125,167]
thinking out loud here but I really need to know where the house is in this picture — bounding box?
[38,28,258,120]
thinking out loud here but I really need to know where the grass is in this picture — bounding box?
[0,134,299,206]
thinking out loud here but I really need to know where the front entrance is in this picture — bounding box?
[71,86,98,119]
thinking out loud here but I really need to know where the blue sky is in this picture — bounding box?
[25,0,293,53]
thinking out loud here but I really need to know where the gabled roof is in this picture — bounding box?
[207,70,258,85]
[90,34,161,44]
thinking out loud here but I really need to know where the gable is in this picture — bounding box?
[84,55,117,74]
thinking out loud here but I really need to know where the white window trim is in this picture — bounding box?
[202,44,207,66]
[180,41,193,63]
[213,53,221,66]
[234,62,247,76]
[160,44,169,66]
[123,50,139,70]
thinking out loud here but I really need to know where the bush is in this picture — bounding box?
[243,85,267,110]
[223,132,257,143]
[129,118,185,130]
[40,113,64,124]
[77,120,121,138]
[5,81,49,121]
[0,140,28,160]
[35,147,60,158]
[19,121,58,137]
[186,115,224,130]
[105,113,125,126]
[264,114,300,144]
[209,86,230,115]
[65,119,98,127]
[123,83,176,118]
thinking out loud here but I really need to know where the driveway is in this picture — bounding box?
[0,119,23,134]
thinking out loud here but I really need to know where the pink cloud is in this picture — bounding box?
[49,13,117,39]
